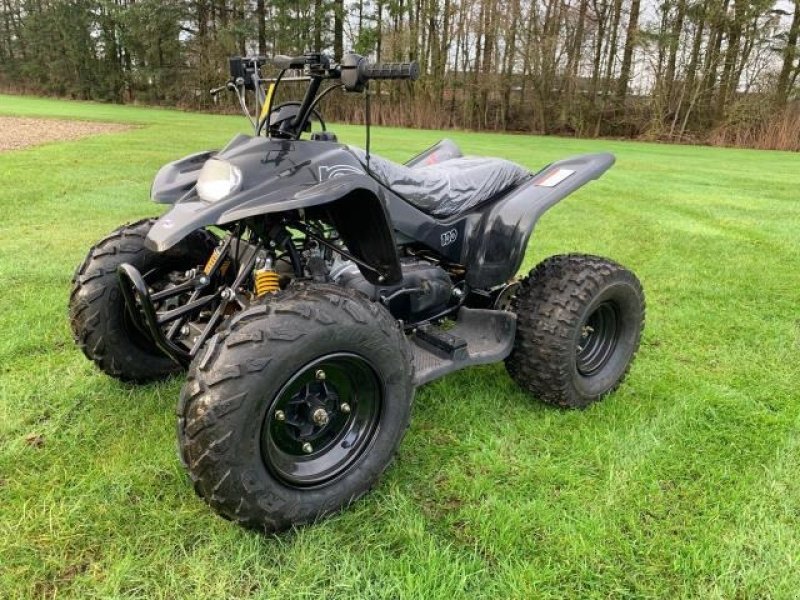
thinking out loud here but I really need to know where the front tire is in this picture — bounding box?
[177,284,414,532]
[505,254,645,408]
[69,218,215,382]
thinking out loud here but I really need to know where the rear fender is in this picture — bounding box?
[465,153,615,289]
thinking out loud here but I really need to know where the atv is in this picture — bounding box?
[69,53,645,532]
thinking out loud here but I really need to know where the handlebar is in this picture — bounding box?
[225,53,419,91]
[213,52,420,139]
[273,55,307,70]
[273,53,333,72]
[359,61,420,82]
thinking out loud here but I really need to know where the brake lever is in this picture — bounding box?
[210,82,235,96]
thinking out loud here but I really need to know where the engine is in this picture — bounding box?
[331,257,453,323]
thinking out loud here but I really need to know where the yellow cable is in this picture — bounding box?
[258,83,275,127]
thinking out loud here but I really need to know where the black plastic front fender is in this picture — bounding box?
[146,135,403,284]
[146,175,402,284]
[146,176,375,251]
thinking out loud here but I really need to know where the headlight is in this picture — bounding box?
[196,159,242,202]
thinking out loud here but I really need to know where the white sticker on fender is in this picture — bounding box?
[535,168,575,187]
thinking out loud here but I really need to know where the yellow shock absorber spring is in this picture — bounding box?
[204,246,221,274]
[204,245,230,277]
[254,259,280,297]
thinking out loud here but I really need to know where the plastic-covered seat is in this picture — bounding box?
[348,141,530,218]
[404,139,464,168]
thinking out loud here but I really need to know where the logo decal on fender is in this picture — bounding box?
[440,228,458,247]
[319,165,365,180]
[535,168,575,187]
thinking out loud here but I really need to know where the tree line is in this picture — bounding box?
[1,0,799,149]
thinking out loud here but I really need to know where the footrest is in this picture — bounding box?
[415,325,467,359]
[411,307,516,386]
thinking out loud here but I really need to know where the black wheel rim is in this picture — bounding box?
[261,353,383,488]
[576,301,620,376]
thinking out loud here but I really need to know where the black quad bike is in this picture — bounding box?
[69,53,645,532]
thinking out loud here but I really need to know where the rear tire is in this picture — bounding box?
[69,218,215,382]
[177,283,414,533]
[505,254,645,408]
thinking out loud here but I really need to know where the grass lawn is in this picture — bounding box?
[1,93,799,599]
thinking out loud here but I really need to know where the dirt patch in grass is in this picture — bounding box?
[0,116,132,152]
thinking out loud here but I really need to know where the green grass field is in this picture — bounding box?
[1,94,799,599]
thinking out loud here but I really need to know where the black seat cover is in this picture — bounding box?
[348,145,530,218]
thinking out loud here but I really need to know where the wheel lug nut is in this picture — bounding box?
[274,410,285,421]
[302,442,313,454]
[340,402,351,414]
[312,408,329,426]
[315,369,326,381]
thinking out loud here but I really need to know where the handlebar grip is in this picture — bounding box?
[359,61,420,81]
